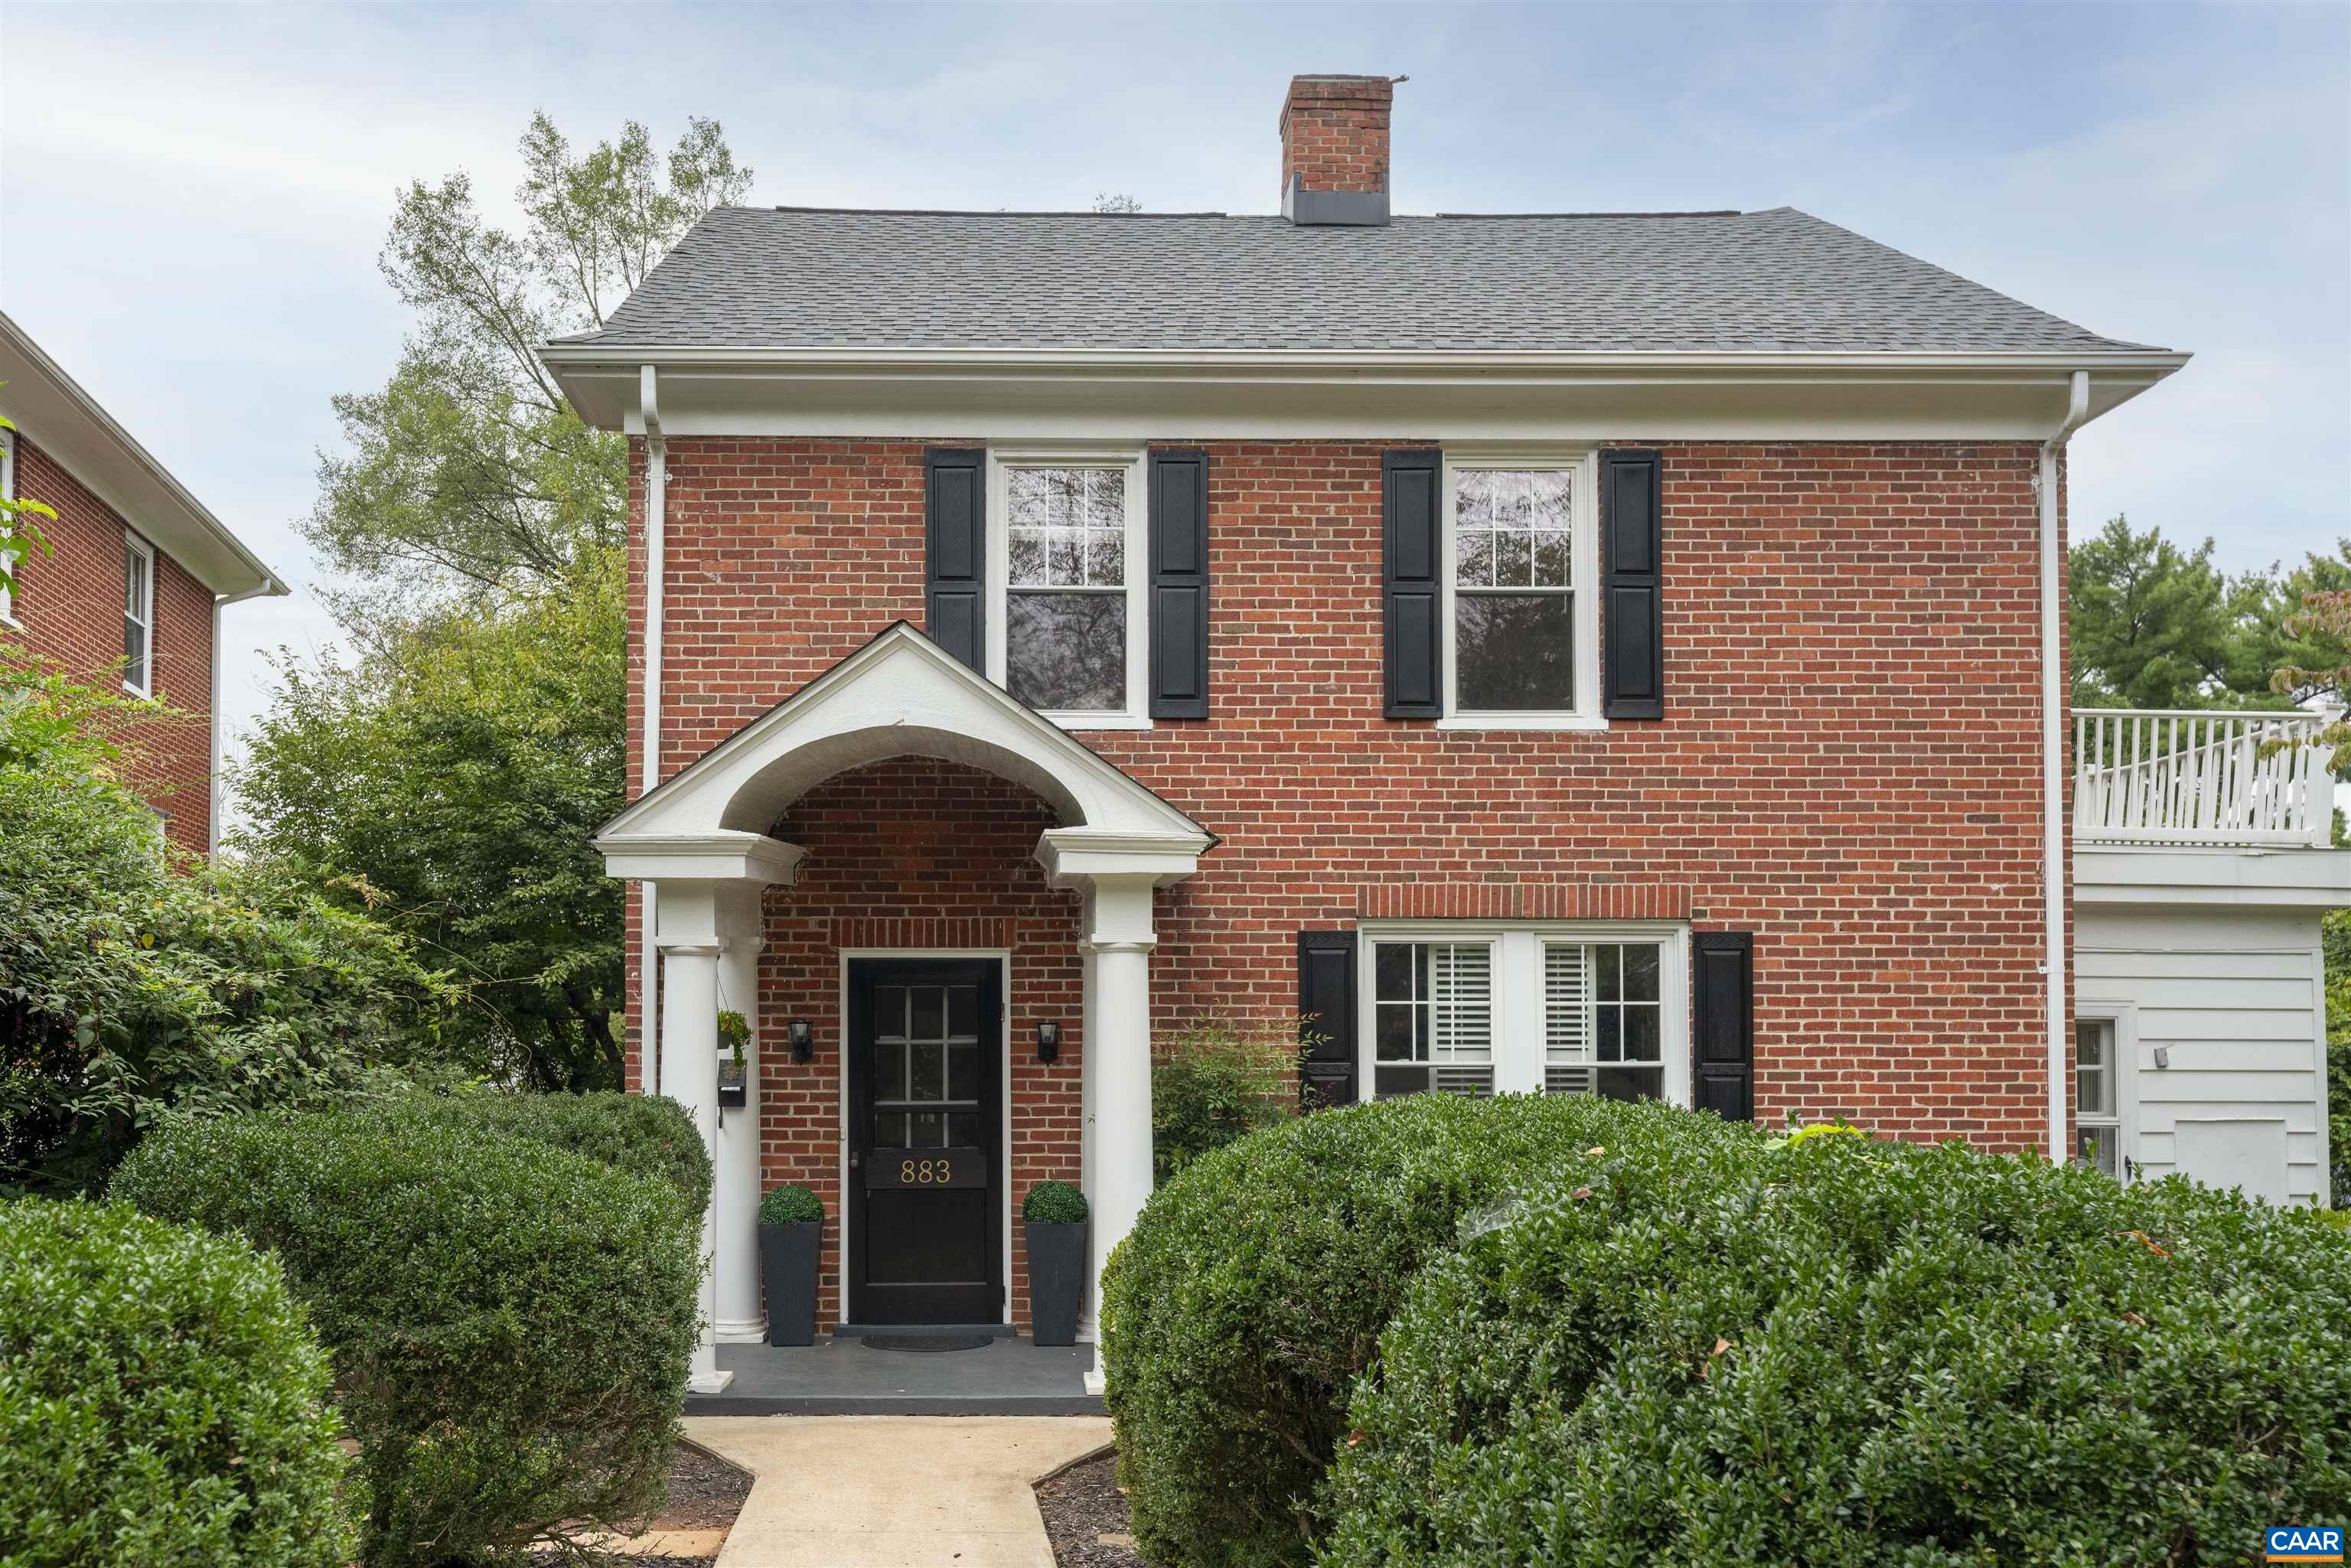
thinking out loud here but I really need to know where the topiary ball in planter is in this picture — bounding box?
[757,1185,825,1348]
[1022,1181,1089,1348]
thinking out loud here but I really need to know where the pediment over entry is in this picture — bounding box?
[596,622,1212,856]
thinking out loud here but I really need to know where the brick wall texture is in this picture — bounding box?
[7,432,214,852]
[622,435,2068,1328]
[1280,74,1391,197]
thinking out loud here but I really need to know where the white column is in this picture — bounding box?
[658,927,732,1394]
[712,882,766,1343]
[1081,875,1158,1397]
[1075,926,1101,1342]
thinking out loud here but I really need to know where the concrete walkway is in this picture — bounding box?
[684,1415,1112,1568]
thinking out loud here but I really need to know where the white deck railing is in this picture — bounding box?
[2073,709,2336,848]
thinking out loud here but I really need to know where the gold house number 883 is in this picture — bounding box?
[900,1159,950,1185]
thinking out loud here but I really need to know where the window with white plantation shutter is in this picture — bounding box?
[1543,941,1593,1095]
[1544,940,1668,1103]
[1372,940,1494,1099]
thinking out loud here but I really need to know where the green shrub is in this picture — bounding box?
[1153,1015,1301,1182]
[1101,1094,1753,1568]
[426,1087,712,1220]
[0,1198,355,1567]
[112,1105,698,1568]
[0,646,462,1198]
[759,1182,824,1224]
[1023,1179,1088,1224]
[1321,1131,2351,1568]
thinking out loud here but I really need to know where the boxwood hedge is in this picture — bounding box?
[0,1198,354,1567]
[1101,1094,1756,1568]
[423,1087,712,1221]
[1321,1130,2351,1567]
[112,1104,699,1568]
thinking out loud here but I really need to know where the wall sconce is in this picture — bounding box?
[1035,1021,1061,1064]
[788,1019,814,1064]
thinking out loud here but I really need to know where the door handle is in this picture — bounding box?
[849,1151,861,1169]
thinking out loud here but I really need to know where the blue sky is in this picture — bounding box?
[2,0,2346,781]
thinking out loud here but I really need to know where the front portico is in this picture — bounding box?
[598,623,1210,1393]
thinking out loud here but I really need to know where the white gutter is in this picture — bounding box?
[541,343,2190,375]
[2040,369,2092,1161]
[639,365,665,1097]
[207,583,279,858]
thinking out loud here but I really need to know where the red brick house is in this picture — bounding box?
[1,311,286,854]
[547,77,2338,1394]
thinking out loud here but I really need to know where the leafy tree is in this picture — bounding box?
[2234,541,2351,709]
[1093,192,1143,214]
[0,647,462,1195]
[2067,514,2247,709]
[308,112,749,609]
[234,556,628,1091]
[240,113,748,1090]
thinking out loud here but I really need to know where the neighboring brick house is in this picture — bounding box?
[545,75,2340,1394]
[1,311,285,853]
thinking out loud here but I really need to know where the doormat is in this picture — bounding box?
[859,1333,993,1353]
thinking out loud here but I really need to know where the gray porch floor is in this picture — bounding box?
[686,1336,1103,1416]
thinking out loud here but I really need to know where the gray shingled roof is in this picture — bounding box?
[559,204,2167,356]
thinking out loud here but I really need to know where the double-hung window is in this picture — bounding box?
[1442,453,1601,729]
[122,532,155,696]
[2075,1016,2122,1177]
[988,451,1149,728]
[0,428,18,625]
[1363,925,1687,1103]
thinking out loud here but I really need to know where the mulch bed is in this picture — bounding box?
[651,1439,755,1533]
[529,1438,752,1566]
[1035,1448,1148,1568]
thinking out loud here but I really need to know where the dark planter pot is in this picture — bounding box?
[1026,1221,1088,1348]
[761,1221,820,1347]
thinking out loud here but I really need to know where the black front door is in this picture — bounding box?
[846,958,1003,1325]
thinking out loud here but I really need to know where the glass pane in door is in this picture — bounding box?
[873,980,983,1149]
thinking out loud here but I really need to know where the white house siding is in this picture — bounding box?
[2075,907,2331,1207]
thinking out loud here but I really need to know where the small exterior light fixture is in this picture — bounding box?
[1035,1021,1061,1064]
[788,1019,814,1063]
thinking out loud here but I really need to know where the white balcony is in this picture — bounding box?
[2073,709,2337,849]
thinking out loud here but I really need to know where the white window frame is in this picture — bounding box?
[1358,921,1688,1103]
[0,427,19,628]
[122,530,155,697]
[2074,1003,2136,1182]
[985,445,1150,731]
[1437,448,1605,732]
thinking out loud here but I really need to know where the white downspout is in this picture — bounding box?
[639,364,666,1096]
[2040,369,2091,1161]
[207,583,278,858]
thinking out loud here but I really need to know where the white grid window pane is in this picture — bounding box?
[1008,467,1124,589]
[1372,941,1493,1098]
[1456,469,1573,591]
[1545,940,1665,1102]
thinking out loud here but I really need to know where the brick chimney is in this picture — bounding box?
[1280,73,1394,227]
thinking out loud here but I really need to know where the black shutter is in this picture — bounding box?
[1382,448,1443,719]
[1599,448,1665,719]
[924,447,986,672]
[1692,931,1754,1122]
[1297,931,1358,1109]
[1148,448,1210,719]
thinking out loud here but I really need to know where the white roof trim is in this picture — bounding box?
[0,311,284,598]
[597,621,1212,847]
